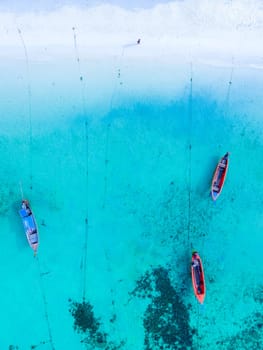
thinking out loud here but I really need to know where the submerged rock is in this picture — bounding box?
[220,311,263,349]
[131,266,194,350]
[69,300,100,335]
[69,299,125,349]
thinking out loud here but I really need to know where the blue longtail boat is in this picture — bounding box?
[19,199,39,255]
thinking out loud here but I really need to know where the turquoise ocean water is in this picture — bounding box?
[0,8,263,350]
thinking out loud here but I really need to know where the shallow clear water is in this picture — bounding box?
[0,37,263,350]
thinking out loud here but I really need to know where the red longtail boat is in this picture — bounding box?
[211,152,229,201]
[191,251,206,304]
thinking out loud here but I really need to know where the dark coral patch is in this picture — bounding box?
[253,285,263,304]
[69,299,125,349]
[221,312,263,349]
[69,300,100,335]
[131,266,194,349]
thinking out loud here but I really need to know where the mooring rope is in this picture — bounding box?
[36,257,56,350]
[187,63,193,250]
[72,27,86,117]
[72,27,89,301]
[82,120,89,301]
[102,121,111,210]
[187,64,203,350]
[17,28,33,191]
[196,304,201,350]
[225,57,234,116]
[102,47,125,209]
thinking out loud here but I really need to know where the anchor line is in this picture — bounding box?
[36,257,56,350]
[72,27,86,116]
[225,57,234,116]
[199,59,234,251]
[196,304,201,350]
[187,64,193,250]
[104,248,118,336]
[72,27,89,301]
[82,120,89,300]
[102,47,125,209]
[102,122,111,209]
[187,66,203,350]
[17,28,33,190]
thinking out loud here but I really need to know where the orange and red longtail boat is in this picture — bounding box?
[191,251,206,304]
[211,152,229,201]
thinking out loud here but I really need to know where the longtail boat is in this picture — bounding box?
[191,251,206,304]
[19,199,39,255]
[211,152,229,201]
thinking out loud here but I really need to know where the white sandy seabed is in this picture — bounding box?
[0,0,262,65]
[0,0,263,126]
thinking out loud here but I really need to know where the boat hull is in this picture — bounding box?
[19,200,39,254]
[211,152,229,201]
[191,251,206,304]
